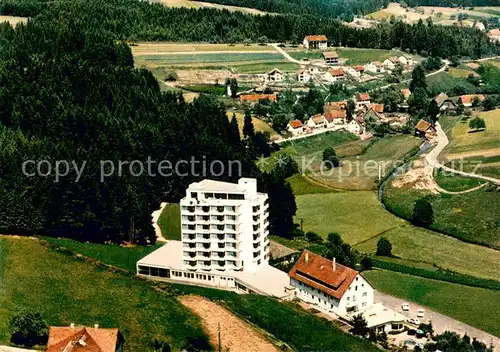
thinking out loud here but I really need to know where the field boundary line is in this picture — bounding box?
[352,225,402,246]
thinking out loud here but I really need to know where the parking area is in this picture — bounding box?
[374,291,500,348]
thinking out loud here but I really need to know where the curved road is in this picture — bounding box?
[426,123,500,186]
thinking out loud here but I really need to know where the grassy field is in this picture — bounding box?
[383,184,500,250]
[434,169,485,192]
[445,155,500,179]
[0,16,28,26]
[159,0,272,14]
[134,52,284,65]
[364,270,500,337]
[286,48,407,65]
[226,111,279,137]
[447,67,474,78]
[296,190,500,280]
[307,135,421,190]
[158,203,181,241]
[28,237,379,352]
[44,237,161,272]
[286,174,337,195]
[444,109,500,155]
[426,71,477,95]
[131,42,276,54]
[0,237,206,350]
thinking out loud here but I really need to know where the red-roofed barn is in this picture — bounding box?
[47,325,124,352]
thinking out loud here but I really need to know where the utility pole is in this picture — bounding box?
[218,322,221,352]
[300,218,304,232]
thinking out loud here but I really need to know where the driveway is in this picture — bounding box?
[374,291,500,348]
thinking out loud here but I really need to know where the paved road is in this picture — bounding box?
[426,123,500,185]
[375,291,499,349]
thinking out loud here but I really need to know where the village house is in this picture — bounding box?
[287,119,304,135]
[460,94,485,107]
[368,103,384,114]
[303,35,328,50]
[382,57,399,71]
[345,66,364,80]
[347,119,363,135]
[323,68,345,83]
[400,88,411,101]
[354,92,371,110]
[364,61,384,73]
[297,69,311,83]
[288,250,374,316]
[267,68,284,82]
[414,119,436,139]
[307,114,327,129]
[322,51,339,65]
[324,101,347,112]
[324,110,347,126]
[46,324,125,352]
[434,92,456,112]
[239,93,278,105]
[488,28,500,42]
[474,21,486,31]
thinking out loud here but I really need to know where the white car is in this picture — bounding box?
[402,303,410,311]
[408,318,420,325]
[417,309,425,318]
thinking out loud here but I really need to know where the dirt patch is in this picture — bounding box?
[179,295,279,352]
[0,15,28,26]
[391,157,440,193]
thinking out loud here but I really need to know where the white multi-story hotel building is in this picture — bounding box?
[137,178,290,298]
[180,178,270,273]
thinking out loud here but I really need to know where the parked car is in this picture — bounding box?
[401,303,410,311]
[417,309,425,318]
[408,318,420,325]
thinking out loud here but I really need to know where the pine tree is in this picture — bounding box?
[428,99,440,125]
[410,65,427,93]
[412,198,434,227]
[242,110,255,139]
[229,113,241,145]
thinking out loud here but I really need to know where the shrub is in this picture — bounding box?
[164,71,178,81]
[411,198,434,227]
[9,311,48,347]
[376,237,392,257]
[360,256,373,271]
[322,147,340,168]
[305,231,323,244]
[468,117,486,130]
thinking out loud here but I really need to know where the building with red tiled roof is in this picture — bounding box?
[324,69,345,83]
[239,94,277,104]
[368,103,384,114]
[47,325,124,352]
[287,119,304,135]
[488,28,500,42]
[324,110,347,125]
[324,101,347,112]
[288,250,374,316]
[459,94,485,107]
[303,35,328,50]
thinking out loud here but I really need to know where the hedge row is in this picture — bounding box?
[372,257,500,291]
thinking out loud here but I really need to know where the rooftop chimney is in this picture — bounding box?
[305,252,309,263]
[70,323,75,328]
[94,324,99,329]
[332,257,336,271]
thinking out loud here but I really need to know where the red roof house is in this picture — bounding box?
[47,325,124,352]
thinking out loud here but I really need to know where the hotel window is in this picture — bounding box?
[362,292,367,297]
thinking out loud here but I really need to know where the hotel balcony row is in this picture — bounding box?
[183,242,239,250]
[181,225,239,233]
[182,234,240,242]
[182,215,241,224]
[181,205,238,215]
[183,250,240,260]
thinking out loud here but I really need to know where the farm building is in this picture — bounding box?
[459,94,485,107]
[347,120,364,135]
[414,119,436,138]
[288,119,304,135]
[488,28,500,42]
[324,100,347,112]
[267,68,284,82]
[324,110,347,126]
[303,35,328,49]
[322,51,339,65]
[354,92,371,110]
[382,57,399,71]
[323,68,344,83]
[307,114,327,129]
[365,61,384,73]
[239,93,278,104]
[434,92,456,112]
[368,103,384,114]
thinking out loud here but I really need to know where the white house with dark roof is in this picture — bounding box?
[303,35,328,50]
[297,69,311,83]
[267,68,284,82]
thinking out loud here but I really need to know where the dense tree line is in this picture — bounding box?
[1,0,498,59]
[0,19,299,243]
[405,0,500,7]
